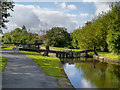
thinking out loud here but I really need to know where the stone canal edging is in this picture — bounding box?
[93,55,120,65]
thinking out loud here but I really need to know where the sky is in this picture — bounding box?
[3,0,119,34]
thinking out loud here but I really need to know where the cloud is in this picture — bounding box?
[82,1,112,17]
[13,0,119,2]
[94,2,111,15]
[60,2,66,8]
[81,78,93,88]
[5,4,80,34]
[82,0,98,2]
[59,2,77,10]
[82,0,113,16]
[82,0,119,2]
[80,13,89,17]
[67,4,77,10]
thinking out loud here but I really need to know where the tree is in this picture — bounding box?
[0,0,14,29]
[44,27,71,47]
[106,3,120,53]
[71,29,81,49]
[3,26,39,44]
[71,2,120,53]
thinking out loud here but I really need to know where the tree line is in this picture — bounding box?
[71,2,120,54]
[3,26,39,44]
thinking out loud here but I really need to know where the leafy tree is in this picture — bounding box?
[0,0,14,29]
[71,29,81,49]
[106,3,120,53]
[71,2,120,53]
[3,26,39,44]
[44,27,71,47]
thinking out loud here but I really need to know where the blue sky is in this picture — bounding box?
[15,2,96,14]
[15,2,96,25]
[4,1,113,34]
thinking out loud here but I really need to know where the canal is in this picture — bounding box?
[61,58,120,88]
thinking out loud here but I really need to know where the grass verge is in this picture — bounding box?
[98,52,119,60]
[41,45,83,51]
[2,44,15,50]
[20,51,63,77]
[86,51,118,60]
[0,57,7,72]
[2,46,13,50]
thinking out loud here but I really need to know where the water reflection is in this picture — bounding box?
[62,58,120,88]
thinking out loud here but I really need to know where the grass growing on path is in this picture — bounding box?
[0,57,7,72]
[20,51,63,77]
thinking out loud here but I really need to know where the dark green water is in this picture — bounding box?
[62,58,120,88]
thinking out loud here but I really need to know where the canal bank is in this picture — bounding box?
[93,55,120,65]
[61,57,120,88]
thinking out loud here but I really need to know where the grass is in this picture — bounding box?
[20,51,63,77]
[98,52,119,60]
[51,46,83,51]
[41,45,83,51]
[2,44,15,50]
[0,57,7,72]
[80,50,119,60]
[87,51,119,60]
[2,46,13,50]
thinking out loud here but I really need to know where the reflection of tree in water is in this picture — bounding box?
[75,61,119,88]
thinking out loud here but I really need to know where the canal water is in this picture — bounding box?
[61,58,120,88]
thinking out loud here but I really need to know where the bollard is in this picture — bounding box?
[66,53,68,58]
[38,45,39,50]
[71,51,73,58]
[93,46,98,55]
[85,51,88,57]
[59,53,61,58]
[43,46,49,56]
[56,52,58,57]
[63,53,65,58]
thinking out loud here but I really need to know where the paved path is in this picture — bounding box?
[1,50,59,88]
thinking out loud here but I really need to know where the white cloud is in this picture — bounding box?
[67,14,77,17]
[82,0,113,16]
[5,4,80,34]
[81,78,93,88]
[67,4,77,10]
[82,0,98,2]
[59,2,77,10]
[82,1,112,16]
[82,0,119,2]
[13,0,119,2]
[60,2,66,8]
[80,13,89,17]
[94,2,111,15]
